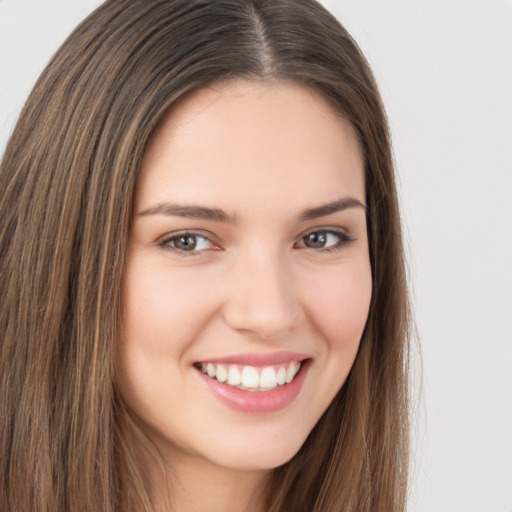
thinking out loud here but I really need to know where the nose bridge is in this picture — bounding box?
[222,244,301,340]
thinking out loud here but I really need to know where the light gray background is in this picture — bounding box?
[1,1,511,511]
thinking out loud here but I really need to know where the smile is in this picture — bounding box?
[197,361,302,391]
[194,354,311,413]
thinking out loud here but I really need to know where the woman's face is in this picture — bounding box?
[118,80,372,473]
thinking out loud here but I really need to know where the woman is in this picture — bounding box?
[0,1,410,511]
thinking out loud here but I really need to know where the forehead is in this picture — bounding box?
[136,80,365,217]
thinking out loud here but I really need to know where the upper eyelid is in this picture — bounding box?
[158,229,219,244]
[296,226,353,240]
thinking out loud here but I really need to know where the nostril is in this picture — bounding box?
[221,259,304,339]
[222,297,302,340]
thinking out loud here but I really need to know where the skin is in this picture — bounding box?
[118,80,372,511]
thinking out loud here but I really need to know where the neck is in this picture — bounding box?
[148,450,269,512]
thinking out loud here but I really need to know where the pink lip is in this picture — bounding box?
[195,359,311,414]
[197,351,309,367]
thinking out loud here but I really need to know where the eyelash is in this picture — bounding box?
[157,228,354,256]
[295,228,355,253]
[157,231,218,256]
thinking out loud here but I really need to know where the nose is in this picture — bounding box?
[222,249,303,341]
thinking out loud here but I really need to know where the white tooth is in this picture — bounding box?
[216,364,228,383]
[241,366,259,388]
[227,365,241,386]
[206,363,216,378]
[201,362,207,373]
[285,362,300,383]
[276,366,286,385]
[260,366,277,389]
[285,364,294,383]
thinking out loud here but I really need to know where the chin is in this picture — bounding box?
[204,429,307,472]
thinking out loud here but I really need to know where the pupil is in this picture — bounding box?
[176,235,197,250]
[306,232,326,248]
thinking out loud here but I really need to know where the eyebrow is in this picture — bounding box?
[137,197,366,223]
[299,197,367,221]
[138,203,236,222]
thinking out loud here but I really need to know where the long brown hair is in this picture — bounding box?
[0,1,410,510]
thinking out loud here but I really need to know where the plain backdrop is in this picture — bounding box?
[1,1,511,511]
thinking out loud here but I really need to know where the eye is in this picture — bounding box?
[158,231,219,255]
[295,229,353,252]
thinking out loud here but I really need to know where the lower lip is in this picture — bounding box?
[195,360,311,414]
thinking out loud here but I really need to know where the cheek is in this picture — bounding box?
[303,262,372,351]
[118,260,218,416]
[122,260,217,350]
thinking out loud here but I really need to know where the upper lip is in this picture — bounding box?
[196,351,310,366]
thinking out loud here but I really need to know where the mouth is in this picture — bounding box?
[193,360,303,392]
[193,352,311,413]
